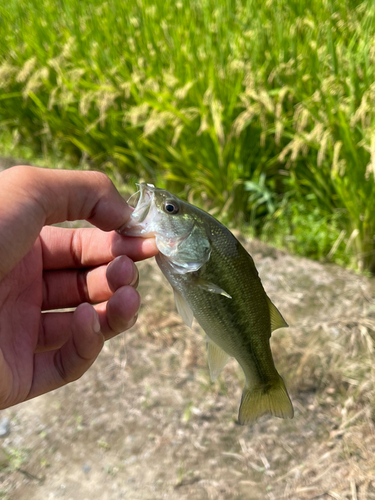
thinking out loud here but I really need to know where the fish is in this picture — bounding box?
[120,183,294,425]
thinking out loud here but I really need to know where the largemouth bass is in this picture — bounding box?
[121,183,293,424]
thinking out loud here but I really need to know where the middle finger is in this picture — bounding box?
[42,255,138,310]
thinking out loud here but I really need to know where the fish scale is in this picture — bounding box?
[158,223,278,384]
[122,184,294,425]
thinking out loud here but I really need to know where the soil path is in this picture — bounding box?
[0,161,374,499]
[0,235,374,499]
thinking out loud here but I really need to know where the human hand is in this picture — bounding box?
[0,166,158,409]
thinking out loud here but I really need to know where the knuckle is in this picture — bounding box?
[90,171,114,193]
[70,230,84,267]
[8,164,32,176]
[2,165,36,187]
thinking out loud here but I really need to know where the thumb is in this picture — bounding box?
[0,166,131,279]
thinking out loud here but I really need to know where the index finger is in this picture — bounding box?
[40,226,158,269]
[0,166,135,279]
[1,165,133,228]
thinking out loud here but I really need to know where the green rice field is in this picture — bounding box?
[1,0,375,271]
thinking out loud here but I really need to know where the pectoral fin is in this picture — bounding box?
[267,296,288,331]
[195,278,232,299]
[206,336,231,381]
[173,288,194,328]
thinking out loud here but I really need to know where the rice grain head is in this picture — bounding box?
[23,67,49,98]
[16,56,37,83]
[365,132,375,181]
[331,141,343,179]
[0,62,17,88]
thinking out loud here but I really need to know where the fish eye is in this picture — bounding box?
[163,200,179,215]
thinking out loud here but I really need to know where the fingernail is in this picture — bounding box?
[93,313,101,334]
[129,265,139,287]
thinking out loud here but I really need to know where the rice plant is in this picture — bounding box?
[1,0,375,269]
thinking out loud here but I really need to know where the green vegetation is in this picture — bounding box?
[1,0,375,270]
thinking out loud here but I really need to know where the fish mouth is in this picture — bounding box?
[128,183,155,222]
[120,183,157,237]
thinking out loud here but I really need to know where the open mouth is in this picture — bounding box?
[127,189,141,209]
[127,183,155,224]
[119,183,159,237]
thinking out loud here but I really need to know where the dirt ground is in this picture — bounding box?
[1,161,375,499]
[0,231,375,500]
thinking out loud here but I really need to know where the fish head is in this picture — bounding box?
[124,183,195,238]
[121,183,211,273]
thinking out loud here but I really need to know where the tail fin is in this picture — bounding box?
[238,376,294,425]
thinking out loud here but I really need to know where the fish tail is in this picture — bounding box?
[238,376,294,425]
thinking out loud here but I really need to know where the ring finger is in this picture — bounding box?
[42,255,138,310]
[36,285,141,352]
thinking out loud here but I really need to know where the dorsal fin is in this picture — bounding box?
[266,296,288,331]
